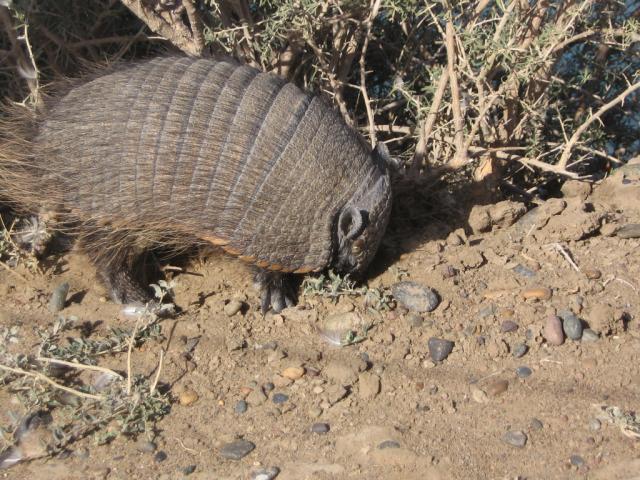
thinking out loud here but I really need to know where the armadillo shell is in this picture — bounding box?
[34,57,381,273]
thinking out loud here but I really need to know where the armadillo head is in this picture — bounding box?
[333,143,392,277]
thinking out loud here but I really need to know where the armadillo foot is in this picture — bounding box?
[98,265,152,306]
[254,270,297,314]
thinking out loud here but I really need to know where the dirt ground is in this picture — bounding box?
[1,164,639,480]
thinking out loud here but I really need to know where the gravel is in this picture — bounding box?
[502,430,527,448]
[427,337,455,362]
[219,439,256,460]
[392,281,440,312]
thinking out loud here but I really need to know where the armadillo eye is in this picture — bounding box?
[352,238,365,255]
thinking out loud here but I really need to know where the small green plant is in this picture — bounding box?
[302,270,394,311]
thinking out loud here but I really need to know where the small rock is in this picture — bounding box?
[530,418,543,430]
[427,337,454,362]
[441,265,457,279]
[471,386,488,404]
[589,419,601,431]
[281,366,305,380]
[515,366,532,378]
[544,315,565,345]
[251,467,280,480]
[272,393,289,404]
[179,389,199,406]
[583,268,601,280]
[377,440,401,449]
[559,310,583,340]
[459,250,485,269]
[513,264,536,278]
[136,441,157,453]
[154,451,168,463]
[570,454,586,467]
[219,439,255,460]
[512,343,528,358]
[502,430,527,448]
[224,299,244,317]
[311,423,330,434]
[468,205,492,233]
[358,372,381,400]
[392,282,440,312]
[247,388,268,406]
[181,465,196,476]
[581,328,599,342]
[319,312,367,346]
[263,382,275,393]
[234,400,248,414]
[485,379,509,397]
[325,385,348,406]
[446,231,464,246]
[522,287,552,301]
[308,407,323,418]
[49,282,70,312]
[405,313,423,328]
[273,374,293,388]
[501,320,519,333]
[616,223,640,238]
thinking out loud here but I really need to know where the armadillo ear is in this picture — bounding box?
[338,206,365,242]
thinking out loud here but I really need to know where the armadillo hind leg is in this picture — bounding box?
[253,269,297,314]
[78,226,152,305]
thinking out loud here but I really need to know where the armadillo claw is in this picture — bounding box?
[255,270,297,314]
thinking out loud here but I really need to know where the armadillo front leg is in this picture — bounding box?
[96,260,151,305]
[253,269,297,314]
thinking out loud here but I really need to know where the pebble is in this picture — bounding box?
[428,337,454,362]
[589,419,601,431]
[512,343,528,358]
[616,223,640,238]
[49,282,70,312]
[179,389,199,406]
[136,440,157,453]
[219,439,255,460]
[154,451,168,463]
[570,454,586,467]
[263,382,275,393]
[308,407,322,418]
[272,393,289,404]
[406,313,423,328]
[485,379,509,397]
[544,315,565,345]
[513,264,536,278]
[319,312,366,346]
[516,366,532,378]
[234,400,248,414]
[311,422,330,434]
[247,388,267,406]
[224,299,244,317]
[531,418,544,430]
[471,387,488,404]
[358,372,381,400]
[250,467,280,480]
[501,320,519,333]
[559,310,583,340]
[281,366,305,380]
[181,465,196,475]
[584,268,602,280]
[582,328,599,342]
[378,440,401,449]
[502,430,527,448]
[392,281,440,312]
[522,287,552,301]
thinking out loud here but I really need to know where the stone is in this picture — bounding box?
[250,467,280,480]
[311,423,330,434]
[544,315,565,345]
[272,393,289,404]
[501,320,519,333]
[616,224,640,238]
[281,366,305,380]
[570,455,586,467]
[224,299,244,317]
[485,379,509,397]
[234,400,248,414]
[471,386,488,404]
[522,287,552,301]
[391,282,440,312]
[582,328,599,342]
[559,310,583,340]
[589,419,601,431]
[515,366,532,378]
[358,372,381,400]
[583,268,602,280]
[219,439,255,460]
[319,312,368,347]
[513,264,536,278]
[378,440,401,449]
[136,441,157,453]
[512,343,528,358]
[427,337,454,362]
[468,205,492,233]
[181,465,196,476]
[154,451,168,462]
[49,282,70,312]
[530,418,543,430]
[179,389,199,406]
[502,430,527,448]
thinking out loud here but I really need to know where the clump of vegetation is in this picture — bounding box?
[302,270,394,311]
[0,304,170,468]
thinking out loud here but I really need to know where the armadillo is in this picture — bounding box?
[0,56,392,312]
